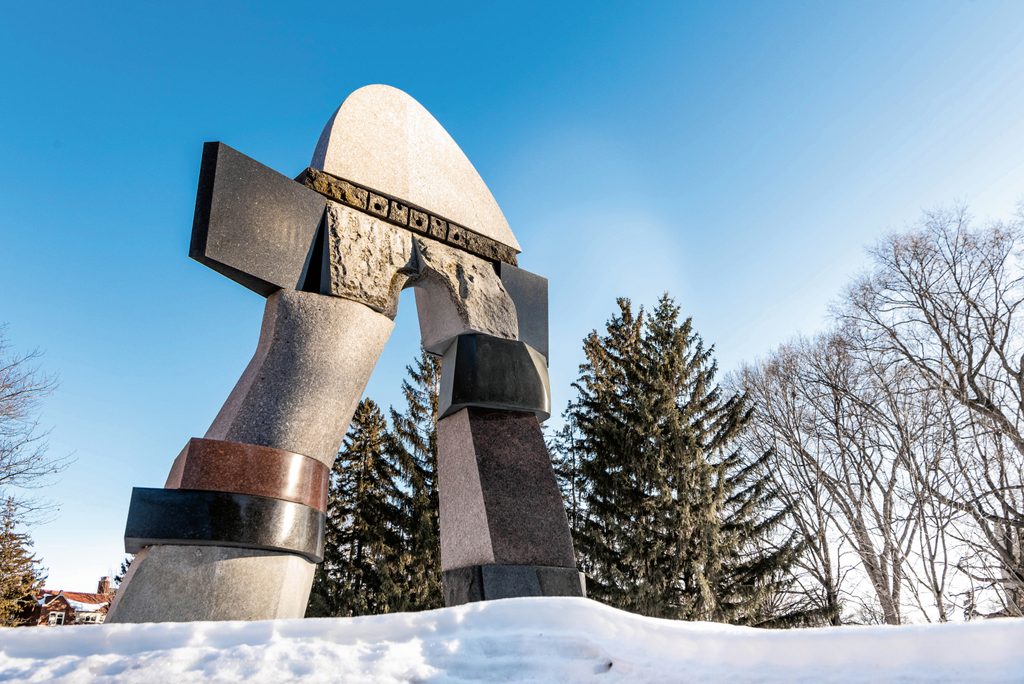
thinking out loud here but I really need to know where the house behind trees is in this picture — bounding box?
[20,577,112,626]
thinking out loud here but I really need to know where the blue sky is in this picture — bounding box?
[1,1,1023,589]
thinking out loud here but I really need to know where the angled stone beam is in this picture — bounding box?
[191,142,328,296]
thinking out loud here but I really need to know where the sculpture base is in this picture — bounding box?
[107,545,315,623]
[442,564,586,606]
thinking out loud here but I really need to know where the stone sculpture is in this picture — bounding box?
[108,85,584,622]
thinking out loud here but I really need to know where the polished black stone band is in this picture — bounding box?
[123,487,326,563]
[439,334,551,420]
[442,564,586,606]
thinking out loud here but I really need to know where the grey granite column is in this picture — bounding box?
[108,291,394,623]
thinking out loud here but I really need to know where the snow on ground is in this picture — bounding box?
[1,597,1022,683]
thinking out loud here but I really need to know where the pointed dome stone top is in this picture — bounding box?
[311,84,520,253]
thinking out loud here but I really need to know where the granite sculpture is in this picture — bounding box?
[108,85,584,623]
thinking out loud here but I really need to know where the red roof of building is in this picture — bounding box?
[39,590,111,606]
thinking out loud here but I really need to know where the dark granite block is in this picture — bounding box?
[497,263,549,362]
[441,566,483,606]
[437,408,576,571]
[191,142,327,296]
[124,487,325,562]
[536,566,588,598]
[481,565,542,599]
[165,438,330,512]
[441,564,586,605]
[438,334,550,420]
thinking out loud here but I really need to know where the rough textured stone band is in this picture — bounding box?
[439,334,551,420]
[124,488,326,563]
[297,167,519,267]
[165,438,330,512]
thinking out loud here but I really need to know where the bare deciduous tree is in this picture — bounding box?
[842,206,1024,616]
[0,327,67,519]
[739,205,1024,622]
[740,332,930,624]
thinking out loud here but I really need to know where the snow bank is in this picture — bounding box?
[1,598,1021,683]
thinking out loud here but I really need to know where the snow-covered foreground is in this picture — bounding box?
[1,598,1022,683]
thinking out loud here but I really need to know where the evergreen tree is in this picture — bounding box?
[389,350,443,611]
[549,419,587,545]
[0,497,44,626]
[114,554,133,585]
[308,399,406,617]
[564,295,807,625]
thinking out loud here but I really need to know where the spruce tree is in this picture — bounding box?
[308,399,406,617]
[0,498,44,626]
[565,295,807,625]
[389,350,443,611]
[114,554,133,586]
[550,419,587,537]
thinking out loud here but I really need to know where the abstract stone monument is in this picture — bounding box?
[108,85,584,622]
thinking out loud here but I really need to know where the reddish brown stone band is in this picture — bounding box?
[164,438,329,512]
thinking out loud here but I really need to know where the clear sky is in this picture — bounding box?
[1,1,1023,590]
